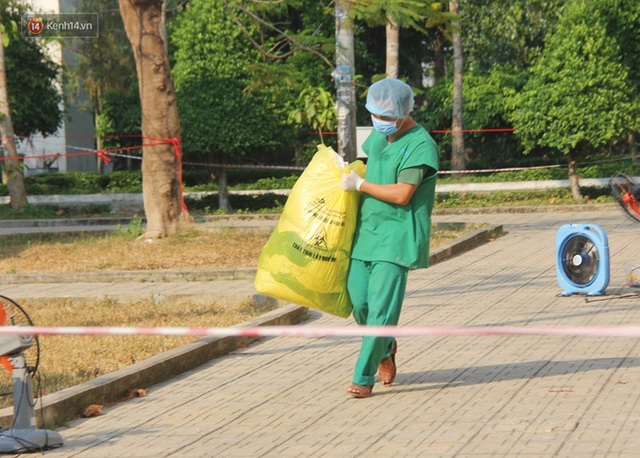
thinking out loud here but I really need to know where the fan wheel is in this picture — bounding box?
[0,295,40,394]
[560,234,599,286]
[609,173,640,223]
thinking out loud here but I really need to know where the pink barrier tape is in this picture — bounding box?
[1,325,640,338]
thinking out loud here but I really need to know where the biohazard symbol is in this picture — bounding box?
[310,229,328,249]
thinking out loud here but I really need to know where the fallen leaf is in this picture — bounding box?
[123,388,147,401]
[80,404,103,418]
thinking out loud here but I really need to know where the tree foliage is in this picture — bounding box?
[2,1,62,138]
[595,0,640,93]
[69,0,135,113]
[170,0,296,164]
[352,0,444,33]
[508,0,640,157]
[414,0,640,172]
[95,85,142,170]
[462,0,563,73]
[288,86,337,146]
[56,0,640,185]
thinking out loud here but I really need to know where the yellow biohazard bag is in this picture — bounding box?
[254,144,365,318]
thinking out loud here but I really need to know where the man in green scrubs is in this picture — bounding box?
[340,78,439,398]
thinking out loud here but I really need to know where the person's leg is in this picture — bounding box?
[351,262,407,387]
[346,259,375,397]
[347,259,370,326]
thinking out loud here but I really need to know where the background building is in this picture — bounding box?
[20,0,97,175]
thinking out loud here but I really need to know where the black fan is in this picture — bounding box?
[0,295,62,453]
[560,234,599,285]
[610,173,640,223]
[0,295,39,377]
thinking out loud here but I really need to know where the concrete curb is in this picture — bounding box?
[0,217,135,229]
[429,224,504,266]
[432,203,618,215]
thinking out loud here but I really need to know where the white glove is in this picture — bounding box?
[340,170,364,191]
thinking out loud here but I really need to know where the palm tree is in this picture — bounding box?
[449,0,465,176]
[335,0,358,161]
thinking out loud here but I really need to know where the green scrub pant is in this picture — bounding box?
[347,259,408,386]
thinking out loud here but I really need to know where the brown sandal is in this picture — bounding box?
[347,383,373,398]
[378,339,397,386]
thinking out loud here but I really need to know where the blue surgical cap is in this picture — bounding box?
[365,78,415,119]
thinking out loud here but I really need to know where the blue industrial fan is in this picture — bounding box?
[556,224,609,296]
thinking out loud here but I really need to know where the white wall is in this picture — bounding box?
[23,0,59,13]
[356,126,373,159]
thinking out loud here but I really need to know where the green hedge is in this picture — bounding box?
[0,170,302,195]
[435,186,613,208]
[0,171,143,195]
[184,192,288,213]
[437,161,640,183]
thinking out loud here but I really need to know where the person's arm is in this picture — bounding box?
[361,165,431,205]
[359,181,417,206]
[341,166,430,205]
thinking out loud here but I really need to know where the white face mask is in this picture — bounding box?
[371,115,399,136]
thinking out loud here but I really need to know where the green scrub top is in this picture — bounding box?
[351,125,439,269]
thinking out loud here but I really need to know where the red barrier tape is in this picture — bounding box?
[3,135,188,213]
[4,132,634,179]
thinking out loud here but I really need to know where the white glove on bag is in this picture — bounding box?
[340,170,364,191]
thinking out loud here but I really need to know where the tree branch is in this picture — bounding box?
[221,0,335,69]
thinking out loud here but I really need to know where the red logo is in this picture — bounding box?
[27,17,43,35]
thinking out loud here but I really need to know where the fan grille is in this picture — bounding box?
[560,234,599,285]
[0,295,39,372]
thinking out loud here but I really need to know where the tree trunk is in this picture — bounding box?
[431,32,446,83]
[334,0,357,162]
[217,167,232,213]
[629,132,637,163]
[119,0,185,238]
[385,16,399,78]
[568,159,582,200]
[0,22,27,210]
[450,0,465,177]
[94,90,108,174]
[95,110,105,174]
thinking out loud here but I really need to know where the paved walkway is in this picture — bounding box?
[6,206,640,457]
